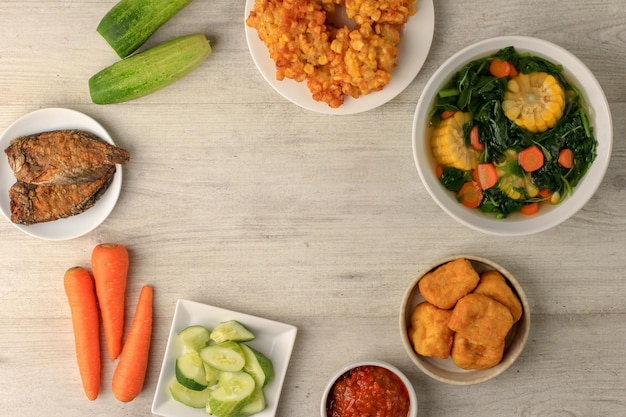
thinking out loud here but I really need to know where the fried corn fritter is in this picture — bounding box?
[5,129,129,185]
[9,166,116,225]
[246,0,417,108]
[418,258,480,309]
[408,302,454,359]
[474,270,523,322]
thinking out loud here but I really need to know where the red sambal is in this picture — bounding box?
[326,365,411,417]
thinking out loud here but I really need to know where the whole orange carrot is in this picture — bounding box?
[112,285,153,402]
[64,267,101,401]
[91,243,129,360]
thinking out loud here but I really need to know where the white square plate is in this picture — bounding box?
[152,299,298,417]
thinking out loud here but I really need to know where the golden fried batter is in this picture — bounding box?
[408,302,454,359]
[246,0,417,108]
[418,258,480,309]
[448,293,514,345]
[451,334,505,370]
[345,0,416,26]
[474,270,523,322]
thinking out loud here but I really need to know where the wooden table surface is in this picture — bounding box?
[1,1,625,416]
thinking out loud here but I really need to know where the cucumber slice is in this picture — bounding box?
[240,344,274,388]
[238,388,266,416]
[175,352,208,391]
[207,371,255,417]
[178,325,211,352]
[200,341,246,372]
[203,361,221,387]
[168,378,210,408]
[210,320,255,344]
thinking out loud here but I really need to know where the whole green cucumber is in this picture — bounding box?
[97,0,194,58]
[89,33,211,105]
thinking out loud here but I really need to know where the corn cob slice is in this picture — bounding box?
[502,72,565,133]
[496,150,540,200]
[431,112,480,171]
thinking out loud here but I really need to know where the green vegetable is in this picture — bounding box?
[241,343,274,388]
[200,341,246,372]
[89,33,211,104]
[207,371,256,417]
[170,323,273,416]
[168,378,211,408]
[210,320,256,344]
[97,0,194,58]
[175,352,208,391]
[178,325,211,352]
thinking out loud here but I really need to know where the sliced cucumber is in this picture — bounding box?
[168,378,211,408]
[240,343,274,388]
[210,320,256,344]
[204,361,221,387]
[178,325,211,352]
[200,341,246,372]
[207,371,255,417]
[238,388,266,416]
[175,352,207,391]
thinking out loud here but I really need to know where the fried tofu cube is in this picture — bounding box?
[451,334,505,370]
[408,302,454,359]
[474,270,523,322]
[418,258,480,309]
[448,293,514,346]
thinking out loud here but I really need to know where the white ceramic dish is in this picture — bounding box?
[244,0,435,115]
[152,299,298,417]
[320,360,418,417]
[0,108,123,240]
[412,36,613,236]
[399,255,530,385]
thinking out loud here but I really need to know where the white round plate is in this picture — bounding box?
[244,0,435,115]
[0,108,123,241]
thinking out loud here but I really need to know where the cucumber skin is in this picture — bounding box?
[89,33,211,105]
[97,0,194,58]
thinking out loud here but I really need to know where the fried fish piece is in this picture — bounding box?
[448,293,514,345]
[418,258,480,309]
[451,334,505,370]
[474,270,523,322]
[9,166,116,225]
[408,302,454,359]
[4,129,129,185]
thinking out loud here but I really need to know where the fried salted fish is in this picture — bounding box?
[418,258,480,309]
[9,166,116,225]
[474,270,523,322]
[408,302,454,359]
[4,129,129,185]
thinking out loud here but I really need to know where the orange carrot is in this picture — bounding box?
[489,59,516,78]
[91,243,129,360]
[112,285,153,402]
[64,267,101,401]
[520,202,540,216]
[470,125,484,151]
[457,181,483,208]
[472,163,499,190]
[441,110,455,119]
[435,165,444,179]
[538,188,552,200]
[519,145,545,172]
[558,148,575,168]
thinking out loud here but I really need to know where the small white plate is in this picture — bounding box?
[0,108,123,240]
[151,299,298,417]
[244,0,435,115]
